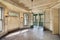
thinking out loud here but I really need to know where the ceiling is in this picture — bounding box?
[19,0,60,9]
[3,0,60,13]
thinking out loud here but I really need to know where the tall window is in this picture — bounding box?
[24,14,28,25]
[0,8,3,31]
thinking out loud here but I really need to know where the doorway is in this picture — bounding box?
[39,14,44,26]
[33,14,38,26]
[33,14,44,27]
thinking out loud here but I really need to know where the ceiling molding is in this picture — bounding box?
[49,1,60,8]
[32,1,59,9]
[3,0,60,11]
[4,0,30,11]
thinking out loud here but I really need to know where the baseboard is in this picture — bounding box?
[44,27,52,32]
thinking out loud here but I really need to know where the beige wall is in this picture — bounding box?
[44,9,50,30]
[44,8,59,35]
[7,15,20,31]
[44,8,59,34]
[50,9,53,31]
[50,2,60,35]
[20,11,24,28]
[52,8,59,34]
[58,9,60,35]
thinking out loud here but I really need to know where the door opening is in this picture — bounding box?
[39,14,44,26]
[33,14,44,28]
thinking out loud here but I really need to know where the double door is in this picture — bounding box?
[33,14,44,26]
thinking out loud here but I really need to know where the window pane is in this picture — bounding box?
[0,21,2,31]
[0,8,2,19]
[0,8,3,31]
[24,14,28,25]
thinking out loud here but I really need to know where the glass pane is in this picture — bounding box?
[0,8,2,19]
[0,21,2,31]
[9,12,18,17]
[0,8,3,31]
[33,16,35,22]
[24,14,28,25]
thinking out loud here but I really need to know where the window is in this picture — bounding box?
[9,12,18,17]
[24,14,28,25]
[0,8,3,31]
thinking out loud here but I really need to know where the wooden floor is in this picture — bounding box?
[1,26,60,40]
